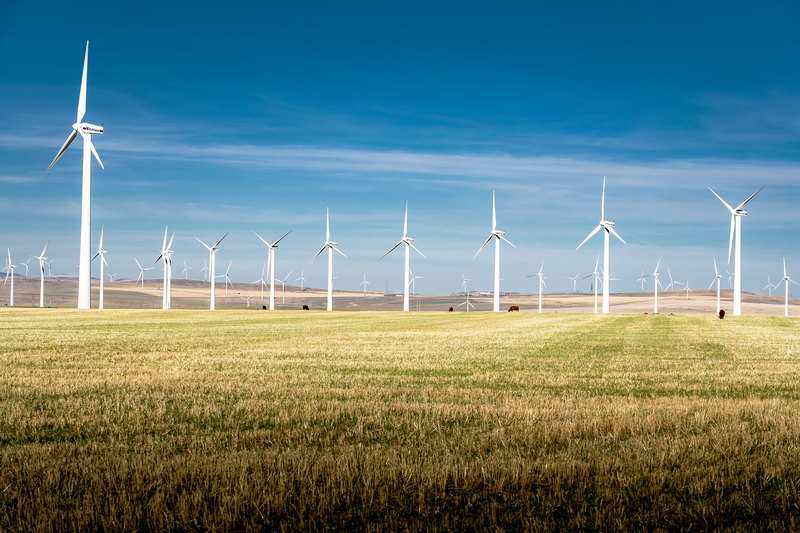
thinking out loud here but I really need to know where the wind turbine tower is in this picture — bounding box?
[381,201,425,312]
[775,258,798,317]
[709,186,764,315]
[46,42,104,310]
[196,233,228,311]
[4,249,17,306]
[33,240,50,308]
[708,258,723,316]
[254,230,291,311]
[645,258,663,314]
[474,191,515,312]
[577,178,626,314]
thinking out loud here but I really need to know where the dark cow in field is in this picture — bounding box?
[508,306,519,312]
[303,305,310,311]
[448,307,453,312]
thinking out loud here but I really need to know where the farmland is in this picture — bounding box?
[1,309,799,531]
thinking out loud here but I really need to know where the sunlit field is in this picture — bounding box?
[1,309,799,531]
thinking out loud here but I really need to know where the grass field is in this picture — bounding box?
[1,309,799,531]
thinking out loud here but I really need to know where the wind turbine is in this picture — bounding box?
[135,259,153,290]
[665,269,683,291]
[215,261,233,300]
[526,261,546,313]
[645,258,663,314]
[381,201,425,312]
[774,258,798,317]
[182,261,193,280]
[726,270,733,290]
[254,230,292,311]
[277,271,293,304]
[200,260,209,282]
[46,259,54,279]
[408,269,424,296]
[252,264,268,300]
[709,186,764,315]
[22,259,30,278]
[296,270,307,292]
[635,271,647,292]
[359,273,370,296]
[310,209,346,311]
[457,275,475,312]
[684,280,692,300]
[764,277,776,297]
[241,294,254,307]
[582,256,601,313]
[196,233,228,311]
[474,191,515,313]
[567,273,580,294]
[91,225,108,309]
[32,240,50,308]
[709,258,723,316]
[577,177,625,314]
[4,249,17,306]
[45,42,104,310]
[155,226,176,310]
[107,272,117,282]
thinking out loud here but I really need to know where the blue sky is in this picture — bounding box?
[1,1,799,296]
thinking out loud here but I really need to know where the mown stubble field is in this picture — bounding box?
[1,309,799,531]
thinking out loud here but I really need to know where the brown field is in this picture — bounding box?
[0,308,799,531]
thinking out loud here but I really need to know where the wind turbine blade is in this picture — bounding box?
[601,177,606,221]
[326,208,330,242]
[403,201,408,238]
[784,257,787,278]
[77,42,89,123]
[713,257,718,276]
[225,261,232,274]
[594,255,600,273]
[91,251,99,261]
[727,214,735,264]
[576,225,602,250]
[492,191,496,231]
[709,279,716,291]
[86,135,103,169]
[473,235,493,260]
[41,239,50,257]
[581,273,594,280]
[735,186,765,211]
[655,256,661,273]
[791,279,799,286]
[98,225,104,250]
[499,235,516,248]
[46,130,78,172]
[310,245,327,264]
[409,243,426,259]
[539,260,545,274]
[657,278,663,290]
[252,230,270,247]
[333,246,347,258]
[167,227,177,250]
[380,241,403,260]
[607,225,626,244]
[273,230,292,246]
[102,256,108,268]
[212,232,229,249]
[195,237,212,251]
[708,187,734,213]
[162,226,168,251]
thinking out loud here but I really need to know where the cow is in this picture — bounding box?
[448,307,453,312]
[303,305,310,311]
[719,309,725,319]
[508,306,519,312]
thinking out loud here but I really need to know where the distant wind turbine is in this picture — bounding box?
[684,280,692,300]
[645,258,663,314]
[277,271,293,304]
[708,258,723,316]
[310,209,346,311]
[216,261,233,299]
[474,191,515,313]
[635,271,647,292]
[254,230,292,311]
[359,273,370,296]
[200,259,209,282]
[457,275,475,312]
[764,276,776,297]
[527,261,546,313]
[196,233,228,311]
[296,270,307,292]
[665,269,683,291]
[32,239,50,308]
[774,258,798,317]
[408,269,424,296]
[577,177,625,314]
[22,259,30,278]
[241,294,254,307]
[135,258,153,290]
[155,226,177,310]
[107,272,117,282]
[45,42,104,310]
[91,225,108,309]
[182,261,193,280]
[567,273,580,294]
[709,186,764,315]
[252,264,268,300]
[4,249,17,306]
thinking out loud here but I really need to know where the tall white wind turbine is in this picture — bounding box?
[4,249,17,306]
[474,191,515,312]
[310,209,346,311]
[709,186,764,316]
[196,233,228,311]
[32,240,50,308]
[381,201,425,312]
[135,258,153,290]
[582,256,601,314]
[46,42,104,310]
[91,225,108,309]
[155,227,176,310]
[577,178,625,314]
[254,230,292,311]
[23,259,30,278]
[645,258,663,314]
[708,258,723,316]
[527,261,547,313]
[775,258,798,317]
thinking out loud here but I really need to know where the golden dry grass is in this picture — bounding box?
[1,309,799,531]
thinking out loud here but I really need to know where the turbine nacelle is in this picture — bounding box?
[601,221,615,227]
[491,230,505,237]
[736,210,747,217]
[403,237,415,244]
[326,241,337,247]
[74,123,104,135]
